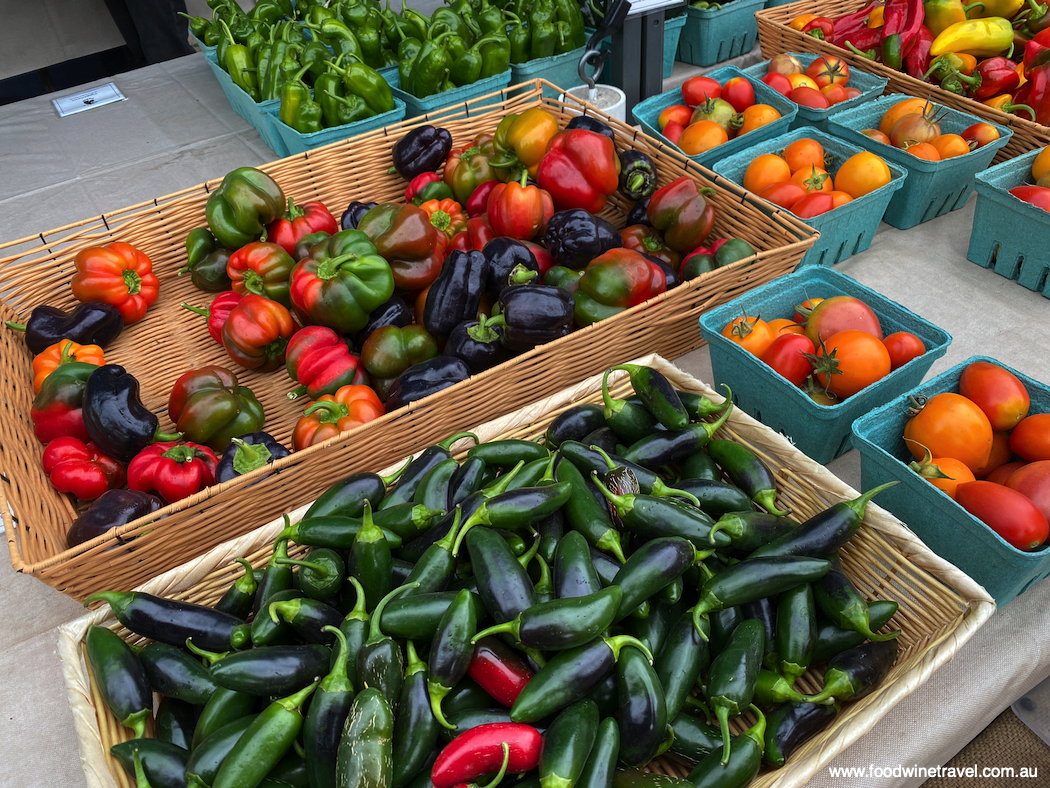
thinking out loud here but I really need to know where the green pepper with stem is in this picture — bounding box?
[611,363,690,430]
[314,19,364,61]
[276,548,344,600]
[705,618,763,765]
[620,398,733,468]
[279,65,322,134]
[338,688,395,788]
[555,456,627,563]
[752,669,832,707]
[617,643,669,767]
[85,625,152,739]
[398,35,423,86]
[300,38,330,83]
[473,586,623,650]
[601,370,664,445]
[393,640,442,786]
[339,577,369,690]
[193,687,256,749]
[401,0,430,41]
[612,536,707,621]
[357,583,420,712]
[219,20,260,100]
[804,639,899,704]
[407,32,452,98]
[450,35,505,86]
[432,6,476,42]
[304,626,355,788]
[811,600,899,664]
[403,507,463,596]
[776,583,816,684]
[326,55,396,114]
[254,533,294,617]
[451,482,573,555]
[813,560,902,642]
[505,12,531,63]
[357,8,387,68]
[428,588,479,728]
[269,597,343,643]
[180,227,233,293]
[541,699,600,788]
[686,706,766,787]
[352,500,394,613]
[707,439,790,517]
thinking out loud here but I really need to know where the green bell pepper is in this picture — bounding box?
[279,65,323,134]
[361,325,440,379]
[431,7,475,43]
[168,366,266,452]
[205,167,286,250]
[531,20,557,59]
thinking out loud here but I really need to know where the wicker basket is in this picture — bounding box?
[0,79,817,601]
[755,0,1050,161]
[59,354,995,788]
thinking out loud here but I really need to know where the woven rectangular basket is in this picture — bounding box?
[755,0,1050,161]
[58,354,995,788]
[0,79,817,601]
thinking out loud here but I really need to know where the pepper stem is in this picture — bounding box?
[5,321,26,331]
[484,459,525,496]
[438,431,479,451]
[153,429,183,443]
[321,626,353,692]
[691,606,710,642]
[428,679,457,729]
[706,515,741,546]
[287,384,309,400]
[185,638,228,665]
[277,680,319,712]
[601,369,624,418]
[844,481,899,520]
[344,576,368,622]
[269,598,301,624]
[83,590,131,613]
[303,400,350,424]
[132,749,153,788]
[230,438,273,475]
[181,302,211,318]
[715,704,732,765]
[604,634,654,663]
[381,457,413,486]
[698,391,733,442]
[275,557,330,575]
[744,705,767,750]
[754,488,791,517]
[276,514,295,544]
[477,743,511,788]
[365,582,419,646]
[451,503,491,557]
[800,668,853,705]
[590,471,632,516]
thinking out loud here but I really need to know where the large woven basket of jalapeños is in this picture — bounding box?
[59,356,993,788]
[0,79,817,601]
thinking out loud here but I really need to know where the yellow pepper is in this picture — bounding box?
[492,108,560,179]
[966,0,1025,18]
[867,6,885,27]
[929,17,1015,56]
[789,14,820,31]
[924,0,971,37]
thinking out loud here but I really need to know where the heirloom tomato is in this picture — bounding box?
[762,73,793,97]
[820,84,849,105]
[812,329,891,398]
[806,56,850,87]
[802,295,883,344]
[659,105,693,130]
[987,461,1027,485]
[904,393,994,473]
[736,105,781,135]
[679,121,728,155]
[910,448,976,499]
[721,313,775,356]
[791,166,832,193]
[879,98,928,136]
[721,77,755,112]
[681,76,721,106]
[974,432,1013,479]
[959,361,1030,431]
[834,153,891,198]
[790,87,830,109]
[791,192,834,218]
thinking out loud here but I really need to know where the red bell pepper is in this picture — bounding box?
[265,198,339,256]
[466,638,533,707]
[42,436,125,500]
[449,216,496,252]
[646,176,717,254]
[182,291,242,345]
[405,172,454,205]
[70,242,160,324]
[1024,28,1050,74]
[221,293,297,373]
[291,384,385,451]
[286,326,369,401]
[358,203,447,292]
[227,241,295,307]
[431,723,543,788]
[574,249,667,327]
[127,440,218,503]
[520,240,553,277]
[466,180,499,217]
[487,173,554,242]
[536,129,620,214]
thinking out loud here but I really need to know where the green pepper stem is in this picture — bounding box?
[438,431,479,451]
[533,554,553,595]
[344,576,368,623]
[83,590,131,612]
[428,678,456,729]
[321,626,353,693]
[744,705,766,749]
[691,606,710,642]
[799,668,853,705]
[153,429,183,443]
[754,488,791,517]
[435,506,463,553]
[275,557,330,575]
[517,531,540,571]
[381,456,413,486]
[590,471,632,516]
[484,459,525,496]
[477,743,511,788]
[278,679,319,712]
[715,704,732,765]
[601,370,623,419]
[5,321,26,331]
[844,481,899,520]
[404,638,426,675]
[451,504,490,557]
[604,634,654,663]
[592,445,618,471]
[185,638,228,665]
[365,582,419,645]
[699,391,733,441]
[132,749,152,788]
[269,599,300,624]
[233,557,256,590]
[287,384,309,400]
[706,516,740,546]
[181,302,211,318]
[303,399,349,424]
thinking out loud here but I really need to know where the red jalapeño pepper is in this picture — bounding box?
[574,249,667,327]
[265,198,339,256]
[646,176,717,254]
[536,129,620,214]
[127,440,218,503]
[227,241,296,307]
[449,216,497,252]
[221,293,297,373]
[487,173,555,241]
[182,291,242,345]
[70,242,160,324]
[467,638,534,707]
[291,384,385,451]
[358,203,447,292]
[285,326,368,401]
[431,723,543,788]
[42,436,125,500]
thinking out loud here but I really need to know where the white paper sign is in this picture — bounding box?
[52,83,127,118]
[627,0,686,16]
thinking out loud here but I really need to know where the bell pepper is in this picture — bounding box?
[182,291,242,346]
[32,339,105,393]
[285,326,369,400]
[543,210,622,270]
[419,198,468,239]
[491,108,561,180]
[292,385,385,451]
[266,198,339,256]
[127,441,219,504]
[406,172,454,205]
[802,16,835,39]
[881,0,926,70]
[289,229,395,332]
[167,366,266,451]
[361,324,440,380]
[573,249,667,327]
[385,356,471,410]
[422,250,489,337]
[6,302,122,356]
[227,241,296,307]
[179,227,233,293]
[536,129,621,214]
[1024,28,1050,72]
[42,436,125,501]
[646,176,717,254]
[215,432,291,484]
[31,361,96,444]
[358,203,447,291]
[544,265,584,294]
[83,365,181,463]
[926,51,979,81]
[451,35,507,86]
[617,151,658,202]
[70,242,160,325]
[67,488,163,547]
[444,136,498,204]
[404,32,453,97]
[620,225,682,273]
[449,215,497,252]
[221,293,297,373]
[467,181,499,218]
[487,172,555,242]
[791,13,821,30]
[906,25,937,78]
[206,167,286,250]
[488,281,575,352]
[392,125,454,181]
[1026,3,1050,37]
[342,201,379,231]
[931,17,1015,56]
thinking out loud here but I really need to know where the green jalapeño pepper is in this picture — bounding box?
[353,501,394,614]
[776,583,816,684]
[812,600,899,665]
[428,588,479,728]
[357,583,419,712]
[541,699,600,788]
[686,707,766,788]
[706,618,764,765]
[620,397,733,468]
[337,688,395,788]
[394,640,442,787]
[473,586,623,650]
[611,363,690,430]
[206,167,285,250]
[707,439,790,517]
[451,482,573,555]
[181,227,233,292]
[85,625,152,739]
[814,560,902,643]
[617,643,669,767]
[303,626,355,788]
[805,640,899,704]
[167,366,265,451]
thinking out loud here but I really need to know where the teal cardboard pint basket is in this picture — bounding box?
[677,0,766,67]
[828,95,1012,230]
[698,268,952,464]
[390,69,512,120]
[967,149,1050,299]
[712,127,907,268]
[204,50,286,157]
[852,357,1050,606]
[265,99,407,156]
[511,47,586,98]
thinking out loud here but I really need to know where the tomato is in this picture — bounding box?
[1010,414,1050,461]
[787,73,819,90]
[806,56,850,88]
[678,120,728,154]
[663,121,685,145]
[904,393,994,473]
[1033,146,1050,182]
[803,295,883,344]
[722,77,756,112]
[955,481,1049,551]
[890,113,941,148]
[882,331,926,370]
[959,361,1031,431]
[987,461,1027,485]
[790,166,833,193]
[790,86,831,109]
[834,152,892,199]
[762,72,793,97]
[793,298,823,323]
[844,86,862,99]
[802,376,840,406]
[860,129,891,145]
[760,333,816,386]
[974,431,1013,480]
[1010,186,1050,212]
[1006,461,1050,522]
[830,190,853,208]
[768,54,804,75]
[931,134,970,159]
[905,142,941,161]
[961,122,1000,149]
[879,97,929,136]
[659,104,694,130]
[736,105,781,135]
[783,138,825,173]
[757,181,808,209]
[820,84,850,105]
[681,76,721,107]
[766,317,804,336]
[721,314,775,356]
[910,449,976,500]
[691,98,738,134]
[791,192,835,218]
[743,154,793,193]
[813,329,891,398]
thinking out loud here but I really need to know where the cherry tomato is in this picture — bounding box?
[663,121,685,146]
[959,361,1031,431]
[961,122,1000,149]
[904,393,994,473]
[790,165,833,193]
[955,481,1049,551]
[879,98,929,136]
[1011,414,1050,461]
[802,376,840,406]
[757,181,808,209]
[803,295,882,344]
[820,84,850,105]
[834,152,892,199]
[678,120,728,155]
[721,313,775,356]
[790,192,835,218]
[974,431,1013,480]
[681,76,721,107]
[1006,461,1050,522]
[790,86,831,109]
[659,104,694,130]
[793,297,824,323]
[787,73,819,90]
[736,105,781,135]
[860,129,891,144]
[743,154,792,193]
[760,333,816,386]
[830,190,853,208]
[844,87,862,99]
[911,449,976,500]
[766,317,804,336]
[931,134,970,159]
[806,55,850,88]
[906,142,941,161]
[762,72,793,97]
[987,461,1027,485]
[782,138,825,173]
[813,329,891,398]
[882,331,926,371]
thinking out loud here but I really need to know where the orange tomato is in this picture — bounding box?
[834,152,892,198]
[793,297,824,323]
[931,134,970,159]
[961,122,1000,149]
[767,318,804,336]
[813,329,891,398]
[721,314,776,356]
[904,392,994,473]
[756,181,808,209]
[830,190,854,208]
[679,121,728,155]
[789,13,819,30]
[787,73,819,90]
[860,128,891,145]
[1032,146,1050,182]
[790,165,833,194]
[974,432,1014,480]
[879,98,929,136]
[820,84,850,105]
[783,138,825,173]
[736,105,782,135]
[906,142,941,161]
[805,56,850,88]
[912,453,977,500]
[659,104,693,130]
[743,154,793,193]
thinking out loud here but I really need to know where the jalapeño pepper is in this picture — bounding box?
[814,561,902,642]
[303,626,355,788]
[473,586,623,651]
[428,589,480,728]
[617,643,669,767]
[763,701,837,768]
[752,669,832,707]
[381,432,478,509]
[656,612,710,720]
[707,512,798,552]
[686,707,766,788]
[555,455,627,563]
[707,439,789,517]
[357,583,419,712]
[269,597,343,643]
[611,363,689,430]
[777,583,816,684]
[601,371,664,446]
[85,625,152,739]
[805,640,899,704]
[620,399,733,468]
[705,618,764,764]
[466,525,537,624]
[541,699,600,788]
[393,639,442,787]
[811,600,899,664]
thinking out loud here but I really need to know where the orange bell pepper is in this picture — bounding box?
[70,241,160,324]
[419,198,468,239]
[292,384,385,451]
[32,339,105,393]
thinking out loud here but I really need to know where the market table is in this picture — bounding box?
[2,52,1049,788]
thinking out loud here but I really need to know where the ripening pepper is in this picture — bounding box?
[930,17,1015,57]
[227,241,296,308]
[466,181,499,218]
[289,229,395,332]
[266,198,340,256]
[182,291,242,346]
[443,136,498,203]
[419,198,468,239]
[127,441,219,503]
[905,25,936,79]
[285,326,369,401]
[358,203,447,292]
[167,366,266,451]
[42,436,125,500]
[646,176,717,254]
[361,324,439,379]
[206,167,286,250]
[1018,62,1050,123]
[620,225,682,273]
[449,216,497,252]
[70,242,160,325]
[180,227,234,292]
[32,339,105,394]
[31,361,96,444]
[923,0,970,38]
[881,0,926,70]
[573,249,667,327]
[487,172,555,241]
[406,172,455,206]
[491,108,561,180]
[292,385,385,451]
[221,293,297,373]
[1024,28,1050,74]
[536,129,621,214]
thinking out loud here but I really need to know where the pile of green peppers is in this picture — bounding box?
[84,362,902,788]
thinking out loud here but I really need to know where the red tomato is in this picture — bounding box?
[955,481,1049,551]
[659,104,694,130]
[1006,461,1050,523]
[961,122,1000,149]
[1009,186,1050,212]
[987,461,1027,485]
[844,86,862,99]
[681,76,721,107]
[974,431,1013,480]
[882,331,926,371]
[762,72,793,97]
[803,295,883,345]
[790,87,831,109]
[664,121,685,145]
[757,181,808,209]
[820,84,850,105]
[722,77,756,112]
[813,329,891,398]
[904,393,994,473]
[759,333,816,386]
[791,192,834,218]
[805,55,850,88]
[958,361,1030,431]
[1011,414,1050,461]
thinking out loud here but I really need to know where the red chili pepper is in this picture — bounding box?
[830,1,880,48]
[431,724,543,788]
[182,291,243,345]
[466,180,499,217]
[905,25,935,81]
[1024,28,1050,74]
[265,198,339,256]
[802,16,834,40]
[880,0,923,70]
[973,57,1021,99]
[487,175,554,241]
[42,436,125,500]
[126,440,218,503]
[466,638,534,707]
[841,25,884,59]
[285,326,368,401]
